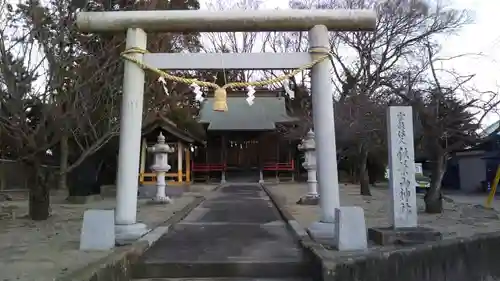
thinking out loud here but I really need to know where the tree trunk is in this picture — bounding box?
[0,162,5,191]
[349,166,357,183]
[26,160,50,220]
[351,160,360,184]
[425,152,446,214]
[58,133,69,190]
[359,144,371,196]
[367,158,377,186]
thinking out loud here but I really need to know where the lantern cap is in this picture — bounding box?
[306,129,315,139]
[157,132,166,144]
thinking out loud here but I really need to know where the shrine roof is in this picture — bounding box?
[142,112,204,144]
[199,97,298,131]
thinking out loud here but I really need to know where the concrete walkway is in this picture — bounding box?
[133,184,311,280]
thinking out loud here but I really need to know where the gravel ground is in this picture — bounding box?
[0,185,215,281]
[268,183,500,239]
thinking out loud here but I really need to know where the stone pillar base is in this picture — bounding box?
[368,226,442,246]
[307,221,336,243]
[296,194,320,205]
[335,206,367,251]
[115,223,149,245]
[147,196,172,205]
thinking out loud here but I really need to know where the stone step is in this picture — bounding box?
[132,184,311,280]
[133,222,310,279]
[133,260,310,279]
[134,277,312,281]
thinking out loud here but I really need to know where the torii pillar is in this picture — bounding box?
[76,9,376,244]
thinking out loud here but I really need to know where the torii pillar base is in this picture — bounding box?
[115,223,148,245]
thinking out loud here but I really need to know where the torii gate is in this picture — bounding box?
[76,9,376,244]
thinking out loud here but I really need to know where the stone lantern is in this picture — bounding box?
[297,129,319,205]
[148,132,174,203]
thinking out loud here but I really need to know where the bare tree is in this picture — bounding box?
[390,41,500,213]
[0,1,67,219]
[202,0,266,83]
[261,26,310,86]
[14,0,123,194]
[0,0,122,219]
[282,0,470,194]
[12,0,205,199]
[334,94,387,194]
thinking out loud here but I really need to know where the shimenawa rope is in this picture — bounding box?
[120,47,331,112]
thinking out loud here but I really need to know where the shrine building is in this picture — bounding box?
[191,91,301,183]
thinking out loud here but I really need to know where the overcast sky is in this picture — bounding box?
[200,0,500,126]
[262,0,500,93]
[439,0,500,94]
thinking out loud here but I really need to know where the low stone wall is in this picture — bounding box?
[261,184,500,281]
[321,232,500,281]
[56,241,148,281]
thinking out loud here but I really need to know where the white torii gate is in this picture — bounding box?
[76,9,376,244]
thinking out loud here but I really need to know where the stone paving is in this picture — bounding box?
[268,183,500,239]
[133,184,310,280]
[0,184,214,281]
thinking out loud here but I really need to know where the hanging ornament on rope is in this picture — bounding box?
[283,79,295,100]
[190,82,204,102]
[158,76,169,96]
[246,85,255,106]
[213,70,228,112]
[213,88,228,111]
